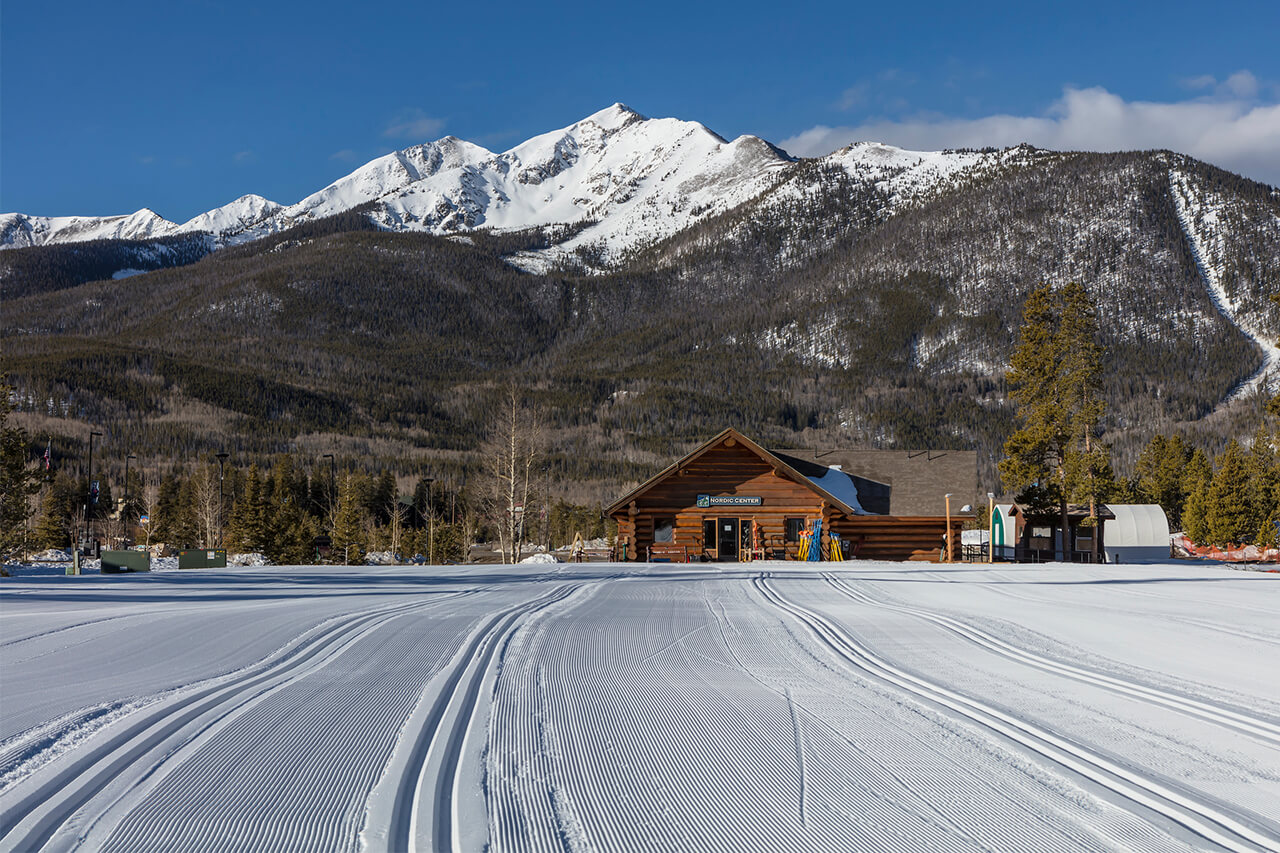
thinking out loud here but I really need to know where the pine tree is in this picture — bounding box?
[225,464,266,553]
[367,470,396,526]
[331,472,368,564]
[152,471,183,545]
[999,282,1108,560]
[1180,448,1213,543]
[172,474,201,548]
[1133,434,1192,529]
[32,477,75,550]
[0,375,40,562]
[264,455,313,564]
[1245,426,1278,545]
[1205,441,1252,546]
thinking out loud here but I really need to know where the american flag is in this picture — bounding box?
[43,439,51,471]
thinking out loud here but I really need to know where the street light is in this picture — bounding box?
[124,453,136,504]
[216,452,229,548]
[422,477,434,565]
[85,431,103,554]
[124,453,137,540]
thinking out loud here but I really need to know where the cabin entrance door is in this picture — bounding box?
[717,518,739,561]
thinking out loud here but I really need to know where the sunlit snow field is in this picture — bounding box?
[2,560,1278,852]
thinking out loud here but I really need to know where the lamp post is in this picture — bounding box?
[423,477,434,565]
[124,453,137,540]
[216,452,229,548]
[85,431,103,554]
[944,493,954,563]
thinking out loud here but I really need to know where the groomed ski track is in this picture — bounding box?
[1,561,1278,852]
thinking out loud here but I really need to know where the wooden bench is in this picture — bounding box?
[570,547,615,563]
[647,543,692,563]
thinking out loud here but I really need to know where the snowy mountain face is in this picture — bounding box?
[0,208,174,249]
[0,106,1009,267]
[178,194,283,237]
[1169,165,1280,403]
[0,105,794,266]
[237,104,796,269]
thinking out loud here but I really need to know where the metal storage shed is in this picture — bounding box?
[1104,504,1171,564]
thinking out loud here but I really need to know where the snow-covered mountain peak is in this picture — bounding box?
[426,136,495,168]
[179,194,282,236]
[578,102,646,132]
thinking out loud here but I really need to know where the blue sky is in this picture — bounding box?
[4,0,1279,222]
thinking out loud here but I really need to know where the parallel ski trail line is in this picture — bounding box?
[0,593,463,853]
[0,611,163,654]
[756,576,1280,853]
[0,590,470,781]
[96,601,474,853]
[824,574,1280,748]
[385,583,578,853]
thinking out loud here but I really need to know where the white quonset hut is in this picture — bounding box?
[1104,504,1171,564]
[990,502,1171,563]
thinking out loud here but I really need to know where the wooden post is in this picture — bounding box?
[944,493,953,562]
[987,492,995,563]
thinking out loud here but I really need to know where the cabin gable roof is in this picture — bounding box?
[605,428,861,517]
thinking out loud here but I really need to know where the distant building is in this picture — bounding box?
[1104,505,1171,564]
[991,502,1117,562]
[606,428,971,563]
[771,447,979,516]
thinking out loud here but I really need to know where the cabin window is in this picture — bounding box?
[654,518,674,543]
[784,517,805,542]
[1075,530,1093,552]
[1029,526,1053,550]
[703,518,716,551]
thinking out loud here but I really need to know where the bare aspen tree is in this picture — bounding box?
[482,386,543,563]
[193,464,221,547]
[140,478,161,550]
[386,494,406,559]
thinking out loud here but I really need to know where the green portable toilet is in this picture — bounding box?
[178,549,228,569]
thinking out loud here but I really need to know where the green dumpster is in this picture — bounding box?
[101,550,151,573]
[178,549,227,569]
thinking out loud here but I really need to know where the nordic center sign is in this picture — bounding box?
[697,495,763,507]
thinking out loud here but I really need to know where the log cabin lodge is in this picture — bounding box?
[606,428,973,562]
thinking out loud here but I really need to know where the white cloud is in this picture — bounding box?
[383,108,446,141]
[1222,71,1259,99]
[782,80,1280,187]
[329,149,359,162]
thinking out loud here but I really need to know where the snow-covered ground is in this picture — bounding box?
[1,561,1277,852]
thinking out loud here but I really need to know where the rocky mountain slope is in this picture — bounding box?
[2,106,1277,490]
